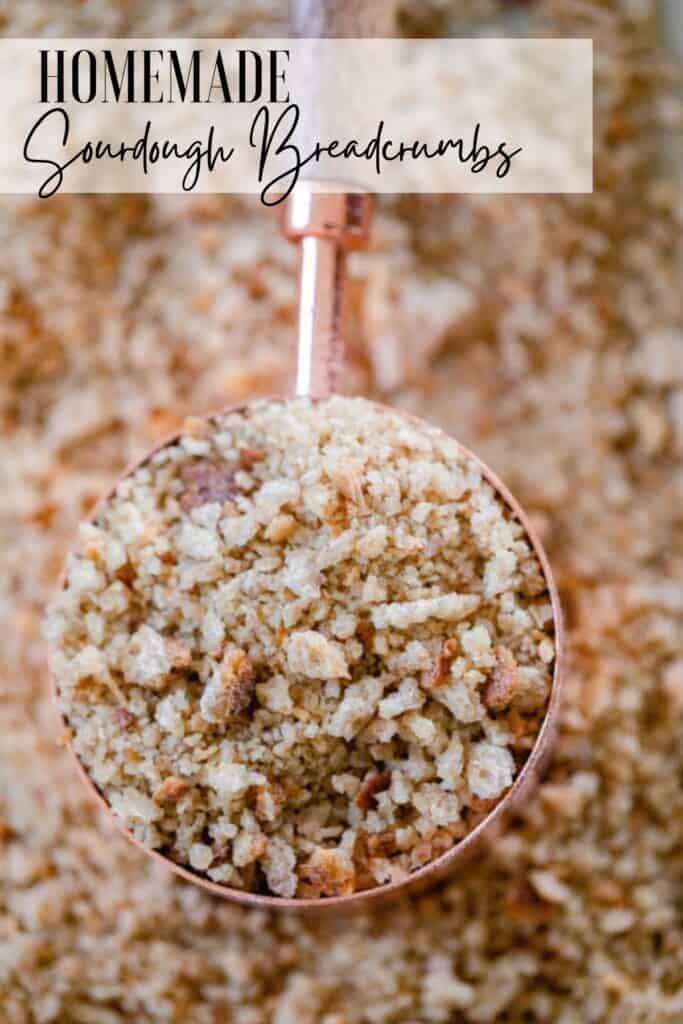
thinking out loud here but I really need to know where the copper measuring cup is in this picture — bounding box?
[52,179,564,913]
[51,1,565,914]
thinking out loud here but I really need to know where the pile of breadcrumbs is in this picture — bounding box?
[48,397,554,897]
[1,0,682,1020]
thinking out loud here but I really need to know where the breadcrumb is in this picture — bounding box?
[49,398,553,898]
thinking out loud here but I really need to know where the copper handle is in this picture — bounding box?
[282,185,373,398]
[284,0,394,397]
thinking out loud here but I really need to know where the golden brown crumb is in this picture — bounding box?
[254,782,286,823]
[264,514,297,543]
[167,640,192,672]
[200,648,256,723]
[356,618,376,656]
[114,563,136,587]
[153,776,190,807]
[485,646,521,710]
[465,796,498,828]
[428,637,459,688]
[238,446,265,469]
[411,828,459,868]
[83,541,103,564]
[356,771,391,812]
[506,709,544,750]
[326,457,367,507]
[364,830,399,858]
[233,831,268,865]
[299,847,356,897]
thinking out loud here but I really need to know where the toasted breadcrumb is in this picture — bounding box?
[299,847,356,897]
[364,829,399,858]
[200,648,256,723]
[286,630,350,681]
[153,776,190,807]
[485,646,521,710]
[48,397,554,897]
[356,770,391,812]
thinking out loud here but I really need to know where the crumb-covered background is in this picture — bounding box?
[1,0,682,1021]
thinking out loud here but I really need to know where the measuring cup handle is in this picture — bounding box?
[282,0,394,398]
[282,185,373,399]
